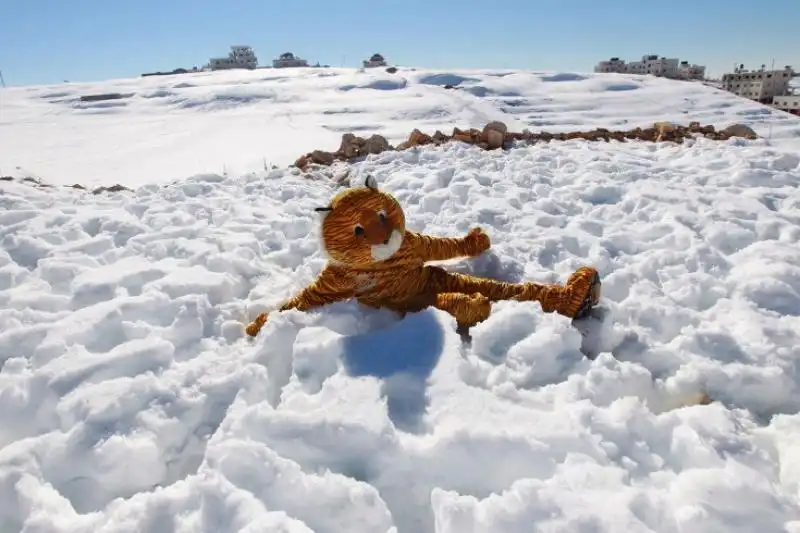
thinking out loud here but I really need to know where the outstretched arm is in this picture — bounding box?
[406,227,490,262]
[278,265,355,312]
[245,266,354,337]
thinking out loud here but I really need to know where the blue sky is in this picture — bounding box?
[1,0,798,86]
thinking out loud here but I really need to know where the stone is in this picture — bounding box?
[407,128,432,147]
[483,121,508,135]
[485,129,504,149]
[363,134,390,154]
[290,121,747,173]
[722,123,757,139]
[310,150,335,165]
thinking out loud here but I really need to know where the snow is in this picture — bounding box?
[2,67,799,187]
[1,66,800,533]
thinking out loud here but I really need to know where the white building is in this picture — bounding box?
[772,95,800,115]
[594,54,705,80]
[272,52,308,68]
[362,53,387,68]
[208,45,258,70]
[721,64,794,103]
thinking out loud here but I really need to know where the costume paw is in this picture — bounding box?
[567,267,601,320]
[245,312,270,337]
[464,227,491,256]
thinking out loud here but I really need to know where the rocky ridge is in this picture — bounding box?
[293,121,759,171]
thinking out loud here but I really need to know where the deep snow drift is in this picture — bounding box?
[1,67,799,187]
[2,67,800,533]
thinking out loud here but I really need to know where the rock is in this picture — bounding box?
[432,130,449,144]
[483,121,508,135]
[338,133,356,151]
[485,129,505,149]
[609,131,626,142]
[291,121,747,174]
[92,184,131,195]
[722,123,757,139]
[407,128,432,147]
[480,121,508,149]
[654,121,677,141]
[654,121,675,131]
[452,129,474,143]
[385,66,398,74]
[310,150,335,165]
[338,133,363,158]
[363,134,390,154]
[294,154,310,169]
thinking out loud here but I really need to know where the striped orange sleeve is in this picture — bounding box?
[278,265,355,312]
[405,230,471,262]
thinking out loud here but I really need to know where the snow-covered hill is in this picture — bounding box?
[2,67,799,187]
[2,68,800,533]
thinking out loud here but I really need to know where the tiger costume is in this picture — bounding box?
[245,175,601,337]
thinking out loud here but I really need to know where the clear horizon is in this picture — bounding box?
[1,0,799,87]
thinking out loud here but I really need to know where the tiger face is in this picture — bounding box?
[315,175,406,268]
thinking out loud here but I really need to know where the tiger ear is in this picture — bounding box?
[364,175,378,190]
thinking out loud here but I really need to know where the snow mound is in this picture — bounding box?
[2,132,800,532]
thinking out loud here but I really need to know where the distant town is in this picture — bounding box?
[595,54,799,116]
[142,46,800,118]
[142,46,390,77]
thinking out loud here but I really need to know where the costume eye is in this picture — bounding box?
[353,225,365,237]
[377,210,387,224]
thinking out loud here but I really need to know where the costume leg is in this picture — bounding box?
[432,292,492,329]
[424,265,601,319]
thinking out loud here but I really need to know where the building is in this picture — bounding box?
[362,53,387,68]
[272,52,309,68]
[594,57,627,73]
[772,95,800,116]
[594,54,705,80]
[721,64,795,103]
[208,45,258,70]
[679,61,706,80]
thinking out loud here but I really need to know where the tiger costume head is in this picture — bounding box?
[314,175,406,268]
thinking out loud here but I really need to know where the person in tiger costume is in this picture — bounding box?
[245,175,601,337]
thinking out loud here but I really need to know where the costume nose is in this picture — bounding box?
[363,217,391,246]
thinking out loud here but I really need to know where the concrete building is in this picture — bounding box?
[721,64,795,103]
[772,95,800,116]
[362,53,387,68]
[208,45,258,70]
[594,54,705,80]
[679,61,706,80]
[594,57,627,73]
[272,52,309,68]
